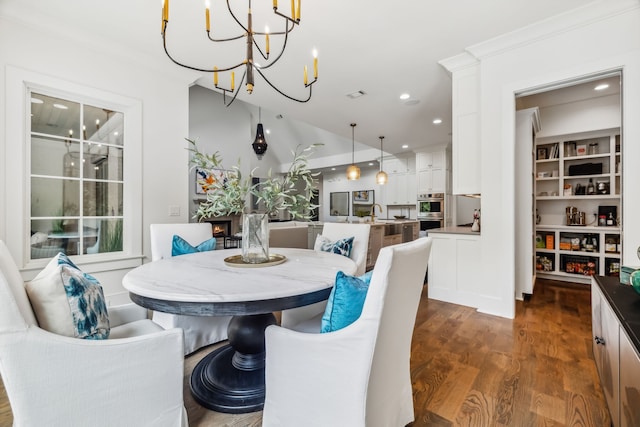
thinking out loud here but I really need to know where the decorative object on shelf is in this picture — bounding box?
[346,123,361,181]
[188,138,320,263]
[376,136,388,185]
[161,0,318,106]
[537,147,547,160]
[252,107,268,159]
[471,209,480,232]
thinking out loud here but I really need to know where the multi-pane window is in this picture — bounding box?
[29,92,124,259]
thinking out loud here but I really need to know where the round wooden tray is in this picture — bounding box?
[223,254,287,268]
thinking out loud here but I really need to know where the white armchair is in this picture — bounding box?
[262,238,432,427]
[280,222,371,328]
[0,240,188,427]
[150,223,232,354]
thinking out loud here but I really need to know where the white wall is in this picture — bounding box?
[469,2,640,318]
[320,168,383,222]
[536,94,620,138]
[320,168,418,222]
[0,15,193,304]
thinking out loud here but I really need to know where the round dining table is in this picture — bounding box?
[122,247,356,414]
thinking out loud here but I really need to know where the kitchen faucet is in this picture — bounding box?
[370,203,383,222]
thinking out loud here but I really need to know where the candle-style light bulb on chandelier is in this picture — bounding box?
[252,107,268,159]
[160,0,318,107]
[376,136,388,185]
[346,123,360,181]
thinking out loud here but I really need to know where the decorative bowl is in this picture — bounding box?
[631,270,640,295]
[394,215,406,220]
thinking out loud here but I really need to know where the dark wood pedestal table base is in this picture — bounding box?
[123,248,357,413]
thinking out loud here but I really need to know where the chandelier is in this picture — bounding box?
[161,0,318,106]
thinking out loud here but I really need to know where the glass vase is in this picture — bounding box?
[241,213,270,263]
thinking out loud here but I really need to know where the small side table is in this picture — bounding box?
[224,235,242,249]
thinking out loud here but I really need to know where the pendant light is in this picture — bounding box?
[346,123,360,180]
[252,107,268,159]
[376,136,388,185]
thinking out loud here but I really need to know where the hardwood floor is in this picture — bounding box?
[0,279,609,426]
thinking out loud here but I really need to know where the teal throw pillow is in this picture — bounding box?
[314,235,355,258]
[171,235,217,256]
[25,253,110,340]
[321,270,374,333]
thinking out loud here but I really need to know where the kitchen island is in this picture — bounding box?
[426,225,482,308]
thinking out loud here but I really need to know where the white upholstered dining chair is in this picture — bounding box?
[262,237,432,427]
[150,223,232,354]
[280,222,371,328]
[0,240,188,427]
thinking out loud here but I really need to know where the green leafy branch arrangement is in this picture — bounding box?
[187,138,322,220]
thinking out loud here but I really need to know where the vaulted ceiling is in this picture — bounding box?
[3,0,594,159]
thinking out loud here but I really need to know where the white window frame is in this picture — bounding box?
[4,66,143,275]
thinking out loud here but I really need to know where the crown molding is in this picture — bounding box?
[439,0,639,70]
[466,0,640,60]
[438,52,478,73]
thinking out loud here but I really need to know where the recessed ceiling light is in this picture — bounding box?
[432,118,442,125]
[30,97,43,104]
[402,144,409,149]
[266,129,271,134]
[53,103,68,110]
[400,93,410,100]
[594,83,609,91]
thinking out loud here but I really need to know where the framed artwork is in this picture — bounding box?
[352,190,373,204]
[195,167,231,194]
[352,190,375,218]
[537,147,547,160]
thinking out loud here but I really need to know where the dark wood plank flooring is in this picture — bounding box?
[0,279,609,426]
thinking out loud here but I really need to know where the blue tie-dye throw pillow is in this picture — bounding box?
[25,253,110,339]
[314,235,355,258]
[171,235,217,256]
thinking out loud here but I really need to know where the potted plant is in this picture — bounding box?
[187,138,321,263]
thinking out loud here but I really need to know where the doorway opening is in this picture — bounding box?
[514,71,622,299]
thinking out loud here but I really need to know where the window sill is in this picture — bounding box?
[21,253,144,279]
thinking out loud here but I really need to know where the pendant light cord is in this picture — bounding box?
[351,123,356,164]
[379,136,384,171]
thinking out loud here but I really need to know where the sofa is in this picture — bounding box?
[269,221,311,249]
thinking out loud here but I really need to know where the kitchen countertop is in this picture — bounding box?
[426,226,480,235]
[594,275,640,354]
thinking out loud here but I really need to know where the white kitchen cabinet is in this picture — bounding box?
[427,231,481,308]
[384,155,416,205]
[417,168,445,194]
[416,150,445,171]
[439,57,481,195]
[619,328,640,427]
[591,276,640,427]
[591,280,620,427]
[416,146,449,194]
[386,172,416,205]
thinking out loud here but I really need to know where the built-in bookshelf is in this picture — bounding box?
[535,128,621,284]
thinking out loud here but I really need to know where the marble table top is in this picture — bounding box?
[123,247,357,304]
